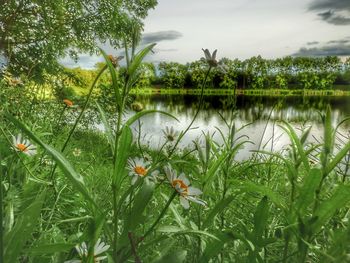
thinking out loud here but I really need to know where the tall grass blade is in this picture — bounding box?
[114,125,132,186]
[312,185,350,233]
[4,190,45,262]
[99,48,122,109]
[96,102,115,152]
[125,110,179,127]
[296,168,322,214]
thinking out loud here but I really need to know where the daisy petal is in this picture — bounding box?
[180,196,190,209]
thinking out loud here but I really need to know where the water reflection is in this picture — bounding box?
[127,95,350,160]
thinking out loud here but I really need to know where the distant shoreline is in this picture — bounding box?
[130,87,350,97]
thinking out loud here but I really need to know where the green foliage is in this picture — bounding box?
[158,62,188,89]
[0,0,157,79]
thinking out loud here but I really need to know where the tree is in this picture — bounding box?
[0,0,157,78]
[158,62,187,89]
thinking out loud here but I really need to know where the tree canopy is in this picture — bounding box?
[0,0,157,78]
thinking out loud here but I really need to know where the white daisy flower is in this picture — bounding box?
[64,238,110,263]
[127,157,158,185]
[162,126,179,142]
[164,165,206,209]
[12,134,37,156]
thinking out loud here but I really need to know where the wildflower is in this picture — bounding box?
[73,148,82,157]
[202,48,218,67]
[127,157,158,185]
[131,101,144,112]
[12,134,37,156]
[162,126,179,142]
[64,238,110,263]
[108,54,124,68]
[164,165,206,209]
[9,77,22,86]
[63,99,73,107]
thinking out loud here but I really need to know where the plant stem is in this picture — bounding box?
[143,190,177,239]
[61,66,106,153]
[49,65,106,180]
[167,66,212,159]
[0,153,4,263]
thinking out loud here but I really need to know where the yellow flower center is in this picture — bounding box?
[17,143,28,152]
[172,179,188,196]
[134,166,147,177]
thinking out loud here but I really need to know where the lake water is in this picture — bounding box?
[111,94,350,160]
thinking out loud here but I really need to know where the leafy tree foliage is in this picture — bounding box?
[158,62,187,89]
[0,0,157,78]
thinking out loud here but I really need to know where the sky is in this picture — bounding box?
[61,0,350,69]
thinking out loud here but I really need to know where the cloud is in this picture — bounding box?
[141,30,182,45]
[307,41,319,45]
[293,44,350,57]
[317,10,350,25]
[308,0,350,25]
[327,39,350,44]
[309,0,350,12]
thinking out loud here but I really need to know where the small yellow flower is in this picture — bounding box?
[63,99,73,107]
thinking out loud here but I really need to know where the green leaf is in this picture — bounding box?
[7,115,96,206]
[232,179,285,208]
[119,183,155,248]
[128,43,156,78]
[296,168,322,214]
[125,109,179,127]
[253,196,269,245]
[4,190,46,262]
[202,195,235,229]
[114,125,132,186]
[312,185,350,233]
[203,151,229,190]
[99,48,122,109]
[280,121,310,172]
[126,183,155,231]
[152,249,187,263]
[199,231,235,262]
[96,102,115,152]
[326,140,350,175]
[157,226,219,241]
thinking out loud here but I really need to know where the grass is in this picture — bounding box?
[1,48,350,263]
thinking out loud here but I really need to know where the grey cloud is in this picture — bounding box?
[328,39,349,44]
[307,41,319,45]
[317,11,350,25]
[308,0,350,25]
[309,0,350,12]
[142,30,182,45]
[293,44,350,56]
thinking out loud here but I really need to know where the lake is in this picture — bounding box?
[102,94,350,160]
